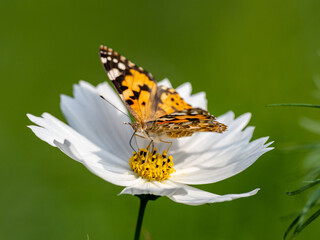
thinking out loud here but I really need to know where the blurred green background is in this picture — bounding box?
[1,0,320,239]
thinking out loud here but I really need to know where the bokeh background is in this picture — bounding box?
[1,0,320,239]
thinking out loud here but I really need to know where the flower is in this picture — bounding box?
[27,79,273,206]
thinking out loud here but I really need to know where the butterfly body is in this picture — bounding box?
[99,45,227,142]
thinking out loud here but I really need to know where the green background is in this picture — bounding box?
[1,0,320,239]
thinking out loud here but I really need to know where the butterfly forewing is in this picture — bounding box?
[99,46,158,123]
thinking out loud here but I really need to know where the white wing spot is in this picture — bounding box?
[128,61,135,67]
[107,56,112,61]
[109,68,121,78]
[170,112,186,116]
[101,57,107,64]
[113,58,118,63]
[118,62,126,70]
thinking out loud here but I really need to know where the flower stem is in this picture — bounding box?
[134,194,159,240]
[134,196,148,240]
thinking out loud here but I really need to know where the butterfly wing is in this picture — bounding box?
[99,45,158,123]
[150,108,227,138]
[99,45,193,123]
[154,85,193,119]
[100,45,226,138]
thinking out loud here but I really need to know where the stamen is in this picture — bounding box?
[129,148,176,181]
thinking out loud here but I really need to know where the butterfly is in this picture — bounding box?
[99,45,227,143]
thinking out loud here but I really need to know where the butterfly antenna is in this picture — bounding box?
[99,95,131,120]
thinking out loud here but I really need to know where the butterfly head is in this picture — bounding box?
[128,122,144,132]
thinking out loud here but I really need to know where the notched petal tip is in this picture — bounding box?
[265,140,274,147]
[26,113,37,121]
[60,94,73,102]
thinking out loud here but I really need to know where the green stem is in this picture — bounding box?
[134,195,159,240]
[134,196,149,240]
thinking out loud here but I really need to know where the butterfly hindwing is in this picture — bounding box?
[154,85,192,119]
[150,108,227,138]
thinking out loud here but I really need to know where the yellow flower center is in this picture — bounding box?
[129,148,176,181]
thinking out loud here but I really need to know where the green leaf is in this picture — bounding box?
[284,215,300,239]
[297,187,320,228]
[287,179,320,196]
[266,103,320,108]
[285,187,320,239]
[294,208,320,236]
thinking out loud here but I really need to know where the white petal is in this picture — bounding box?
[28,125,57,147]
[158,78,173,88]
[172,145,272,185]
[53,139,139,186]
[172,111,249,164]
[175,82,207,110]
[175,82,192,98]
[96,81,128,113]
[168,183,260,206]
[60,81,133,159]
[119,180,187,196]
[171,112,273,184]
[27,113,139,187]
[216,110,235,124]
[187,92,207,110]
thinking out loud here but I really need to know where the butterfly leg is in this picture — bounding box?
[129,131,147,152]
[132,134,146,161]
[132,134,155,159]
[159,139,173,153]
[132,133,153,155]
[133,133,143,152]
[129,131,138,153]
[133,133,147,149]
[146,140,154,152]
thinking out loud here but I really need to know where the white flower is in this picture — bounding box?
[27,80,273,206]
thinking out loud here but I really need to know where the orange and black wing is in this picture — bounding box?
[152,108,227,138]
[100,45,227,137]
[153,85,193,119]
[100,45,158,123]
[99,45,193,123]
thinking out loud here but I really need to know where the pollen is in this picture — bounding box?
[129,148,175,181]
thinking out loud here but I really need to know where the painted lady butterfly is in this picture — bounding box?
[99,45,227,142]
